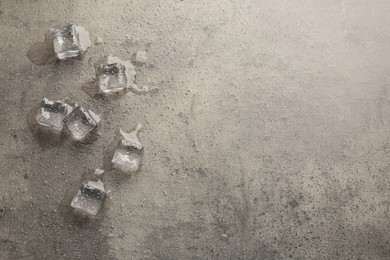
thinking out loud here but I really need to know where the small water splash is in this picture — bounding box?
[74,25,91,52]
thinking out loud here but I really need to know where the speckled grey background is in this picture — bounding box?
[1,0,390,259]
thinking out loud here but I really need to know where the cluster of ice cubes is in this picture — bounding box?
[69,124,144,216]
[41,24,148,95]
[31,24,148,217]
[36,97,99,141]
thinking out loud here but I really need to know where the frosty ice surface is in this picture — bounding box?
[63,106,97,140]
[36,97,71,131]
[51,24,81,60]
[112,125,143,173]
[70,180,106,215]
[96,63,127,94]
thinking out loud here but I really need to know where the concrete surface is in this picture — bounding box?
[1,0,390,259]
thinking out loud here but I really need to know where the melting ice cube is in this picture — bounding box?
[36,97,72,131]
[70,180,106,215]
[63,106,97,140]
[112,124,144,173]
[132,50,148,65]
[96,63,127,95]
[51,24,81,60]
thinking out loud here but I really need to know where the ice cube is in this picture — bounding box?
[70,180,106,215]
[51,24,81,60]
[96,63,127,95]
[112,140,143,173]
[36,97,72,131]
[63,106,97,140]
[112,124,143,173]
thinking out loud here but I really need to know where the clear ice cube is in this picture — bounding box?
[51,24,81,60]
[70,180,106,215]
[63,106,97,140]
[36,97,71,131]
[96,63,127,95]
[112,125,143,173]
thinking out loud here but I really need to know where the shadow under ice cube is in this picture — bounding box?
[51,24,81,60]
[96,63,127,94]
[36,97,71,131]
[63,106,97,140]
[70,180,106,216]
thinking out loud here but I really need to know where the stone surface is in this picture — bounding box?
[2,1,390,259]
